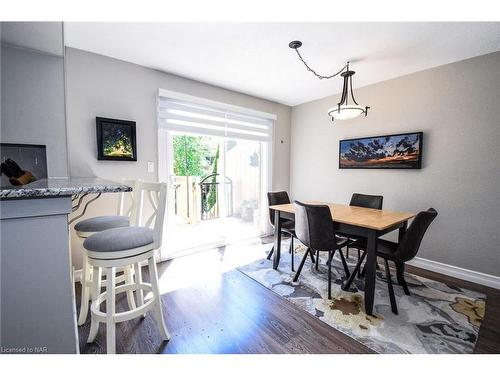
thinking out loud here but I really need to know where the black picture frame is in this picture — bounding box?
[339,131,423,169]
[96,117,137,161]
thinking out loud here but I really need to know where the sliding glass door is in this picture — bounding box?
[157,93,274,260]
[159,131,270,260]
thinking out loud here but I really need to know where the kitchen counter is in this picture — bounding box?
[0,177,132,199]
[0,176,131,353]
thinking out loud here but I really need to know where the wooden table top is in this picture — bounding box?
[269,202,416,231]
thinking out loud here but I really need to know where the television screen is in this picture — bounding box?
[339,132,423,169]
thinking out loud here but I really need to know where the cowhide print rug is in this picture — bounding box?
[238,239,486,354]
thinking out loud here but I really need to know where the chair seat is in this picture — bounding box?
[375,239,399,258]
[280,219,295,230]
[335,237,349,248]
[278,219,296,237]
[75,215,129,234]
[349,238,399,259]
[335,234,355,244]
[83,226,154,257]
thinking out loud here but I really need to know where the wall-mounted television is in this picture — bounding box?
[339,132,423,169]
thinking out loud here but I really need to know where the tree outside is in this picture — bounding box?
[204,144,220,213]
[173,135,221,217]
[173,135,211,176]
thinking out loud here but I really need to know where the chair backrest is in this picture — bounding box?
[397,208,438,262]
[350,193,383,210]
[118,179,141,224]
[294,200,335,250]
[135,181,168,249]
[267,191,291,226]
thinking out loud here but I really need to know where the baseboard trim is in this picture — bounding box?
[407,257,500,290]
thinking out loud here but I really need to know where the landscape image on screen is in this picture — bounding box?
[339,132,422,169]
[102,123,133,158]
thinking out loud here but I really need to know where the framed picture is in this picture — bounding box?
[96,117,137,161]
[339,132,423,169]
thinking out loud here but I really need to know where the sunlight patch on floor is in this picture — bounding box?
[166,216,263,257]
[146,237,271,298]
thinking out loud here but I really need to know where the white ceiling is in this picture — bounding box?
[64,22,500,106]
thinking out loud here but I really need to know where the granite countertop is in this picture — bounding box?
[0,177,132,199]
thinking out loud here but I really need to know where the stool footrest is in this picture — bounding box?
[90,282,155,323]
[81,266,132,288]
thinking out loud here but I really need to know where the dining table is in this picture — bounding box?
[269,201,416,316]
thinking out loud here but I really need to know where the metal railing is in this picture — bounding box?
[199,174,233,220]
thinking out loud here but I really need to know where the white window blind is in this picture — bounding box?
[158,96,274,142]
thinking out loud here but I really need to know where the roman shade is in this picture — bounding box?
[157,96,274,142]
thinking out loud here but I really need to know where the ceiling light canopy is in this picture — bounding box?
[289,40,370,122]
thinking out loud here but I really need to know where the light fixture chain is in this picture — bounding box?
[293,48,348,80]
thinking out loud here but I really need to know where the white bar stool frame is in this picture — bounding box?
[76,179,140,326]
[85,182,170,354]
[86,248,170,354]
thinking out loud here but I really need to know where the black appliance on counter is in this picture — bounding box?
[0,143,48,188]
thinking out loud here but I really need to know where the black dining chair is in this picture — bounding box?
[266,191,312,271]
[345,193,384,271]
[343,208,438,314]
[292,201,350,299]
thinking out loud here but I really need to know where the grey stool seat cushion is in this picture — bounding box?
[75,215,130,233]
[83,226,154,253]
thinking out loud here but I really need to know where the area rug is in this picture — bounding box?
[238,239,486,354]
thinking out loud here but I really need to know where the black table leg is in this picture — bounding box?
[272,210,282,270]
[399,221,407,243]
[396,220,410,293]
[363,230,378,316]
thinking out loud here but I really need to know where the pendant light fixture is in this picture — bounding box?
[289,40,369,122]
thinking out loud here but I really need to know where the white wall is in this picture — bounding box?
[65,47,291,267]
[290,52,500,277]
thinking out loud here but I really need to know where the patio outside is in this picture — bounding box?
[164,134,265,258]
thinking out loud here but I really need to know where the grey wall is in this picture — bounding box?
[65,47,291,187]
[1,44,68,177]
[290,51,500,277]
[65,47,291,267]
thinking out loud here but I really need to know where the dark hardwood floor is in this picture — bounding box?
[76,239,500,354]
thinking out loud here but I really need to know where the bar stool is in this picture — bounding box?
[75,180,140,326]
[83,182,169,354]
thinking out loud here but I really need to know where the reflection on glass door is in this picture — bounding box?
[162,132,269,259]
